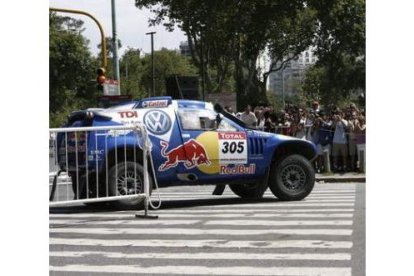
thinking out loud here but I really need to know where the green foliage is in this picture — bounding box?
[49,13,98,127]
[135,0,318,109]
[119,48,198,98]
[136,0,365,109]
[304,0,366,104]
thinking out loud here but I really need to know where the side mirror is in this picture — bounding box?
[216,113,222,127]
[214,103,223,113]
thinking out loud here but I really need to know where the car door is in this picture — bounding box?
[175,108,253,183]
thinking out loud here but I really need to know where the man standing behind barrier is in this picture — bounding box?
[241,105,258,128]
[315,111,333,173]
[332,111,349,172]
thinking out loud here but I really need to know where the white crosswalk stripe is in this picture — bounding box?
[50,183,357,275]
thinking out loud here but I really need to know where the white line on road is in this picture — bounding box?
[180,203,355,208]
[49,213,354,220]
[155,196,355,202]
[49,227,353,236]
[49,219,201,225]
[49,251,351,261]
[155,192,355,197]
[49,238,353,249]
[49,219,352,226]
[205,220,353,226]
[49,208,355,217]
[49,265,351,276]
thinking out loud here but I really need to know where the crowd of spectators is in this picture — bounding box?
[225,101,366,173]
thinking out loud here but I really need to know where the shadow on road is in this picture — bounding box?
[49,196,281,214]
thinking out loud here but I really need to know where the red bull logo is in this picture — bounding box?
[159,139,211,171]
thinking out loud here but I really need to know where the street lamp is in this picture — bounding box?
[146,31,156,97]
[111,0,120,92]
[282,66,285,108]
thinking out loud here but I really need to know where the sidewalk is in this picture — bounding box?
[316,172,365,183]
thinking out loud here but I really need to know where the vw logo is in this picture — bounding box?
[143,110,172,135]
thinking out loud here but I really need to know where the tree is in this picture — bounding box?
[304,0,366,103]
[119,47,144,98]
[49,13,98,127]
[139,48,198,96]
[118,48,198,98]
[135,0,318,109]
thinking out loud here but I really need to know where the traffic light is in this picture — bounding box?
[96,67,106,91]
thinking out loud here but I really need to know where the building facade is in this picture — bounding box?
[268,48,317,97]
[179,41,192,57]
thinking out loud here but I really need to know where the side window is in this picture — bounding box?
[178,109,237,131]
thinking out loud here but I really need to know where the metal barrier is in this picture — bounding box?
[49,124,155,215]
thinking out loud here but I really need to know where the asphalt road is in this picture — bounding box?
[49,182,365,276]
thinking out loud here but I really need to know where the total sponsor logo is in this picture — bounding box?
[158,139,211,172]
[218,132,246,140]
[219,164,256,175]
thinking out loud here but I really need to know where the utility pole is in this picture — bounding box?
[200,36,205,101]
[282,67,285,108]
[111,0,120,92]
[146,31,156,97]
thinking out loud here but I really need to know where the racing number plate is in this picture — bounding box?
[218,132,247,164]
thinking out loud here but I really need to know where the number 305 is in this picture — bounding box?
[222,141,244,154]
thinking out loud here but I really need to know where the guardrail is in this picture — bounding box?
[49,124,156,216]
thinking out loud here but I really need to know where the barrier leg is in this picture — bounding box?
[359,149,365,174]
[323,149,331,173]
[135,141,158,219]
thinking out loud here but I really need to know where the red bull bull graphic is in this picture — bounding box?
[159,139,211,172]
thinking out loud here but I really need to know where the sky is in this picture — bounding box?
[49,0,187,57]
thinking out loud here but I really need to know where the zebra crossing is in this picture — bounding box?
[50,183,359,276]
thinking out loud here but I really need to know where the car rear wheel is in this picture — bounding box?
[229,181,268,199]
[107,161,152,209]
[269,154,315,201]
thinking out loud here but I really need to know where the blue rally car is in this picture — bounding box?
[57,96,317,208]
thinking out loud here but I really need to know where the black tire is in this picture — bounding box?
[269,154,315,201]
[229,181,268,199]
[107,161,152,209]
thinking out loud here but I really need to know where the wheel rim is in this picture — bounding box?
[280,164,306,192]
[116,170,143,196]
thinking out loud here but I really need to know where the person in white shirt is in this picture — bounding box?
[240,105,258,128]
[332,112,349,172]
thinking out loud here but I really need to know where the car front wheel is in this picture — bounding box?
[107,161,152,209]
[269,154,315,201]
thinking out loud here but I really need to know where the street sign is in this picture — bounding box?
[103,79,120,96]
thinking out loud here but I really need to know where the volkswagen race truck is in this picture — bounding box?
[57,96,317,208]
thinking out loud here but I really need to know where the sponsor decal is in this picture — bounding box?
[68,132,86,143]
[66,145,86,153]
[218,132,246,140]
[118,111,138,118]
[105,129,133,137]
[88,149,104,161]
[158,139,211,172]
[218,131,248,164]
[142,100,169,108]
[144,110,172,135]
[220,164,256,175]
